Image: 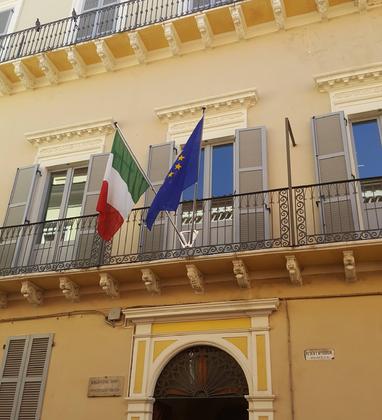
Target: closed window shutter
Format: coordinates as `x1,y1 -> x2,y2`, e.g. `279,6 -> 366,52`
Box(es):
81,153 -> 109,216
0,334 -> 53,420
312,112 -> 358,233
3,165 -> 40,227
16,335 -> 53,420
76,153 -> 109,262
144,142 -> 176,206
0,337 -> 28,419
141,142 -> 176,252
234,127 -> 269,242
0,9 -> 13,36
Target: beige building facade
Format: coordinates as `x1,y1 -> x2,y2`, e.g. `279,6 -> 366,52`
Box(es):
0,0 -> 381,419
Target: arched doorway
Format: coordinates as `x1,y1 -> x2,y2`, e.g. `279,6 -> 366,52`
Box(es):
153,345 -> 249,420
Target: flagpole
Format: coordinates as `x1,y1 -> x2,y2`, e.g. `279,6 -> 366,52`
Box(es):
113,122 -> 187,248
189,107 -> 206,246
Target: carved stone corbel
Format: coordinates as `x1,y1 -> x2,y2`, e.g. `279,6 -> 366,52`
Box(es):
0,71 -> 12,95
195,14 -> 213,49
186,264 -> 204,294
286,255 -> 303,286
13,61 -> 36,89
271,0 -> 286,30
128,32 -> 147,64
343,250 -> 357,282
94,39 -> 115,71
0,292 -> 7,308
99,273 -> 120,298
21,281 -> 43,305
38,53 -> 58,85
315,0 -> 329,19
229,5 -> 247,39
163,22 -> 181,56
59,277 -> 80,302
66,47 -> 86,78
232,259 -> 250,289
141,268 -> 160,294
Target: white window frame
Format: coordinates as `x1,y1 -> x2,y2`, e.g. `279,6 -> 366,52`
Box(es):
314,63 -> 382,179
0,0 -> 24,34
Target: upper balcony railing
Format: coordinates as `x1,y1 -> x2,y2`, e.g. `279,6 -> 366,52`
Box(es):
0,0 -> 235,63
0,177 -> 381,277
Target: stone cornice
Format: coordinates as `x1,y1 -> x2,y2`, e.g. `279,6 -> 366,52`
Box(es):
155,88 -> 259,122
314,62 -> 382,92
26,118 -> 115,145
123,298 -> 279,323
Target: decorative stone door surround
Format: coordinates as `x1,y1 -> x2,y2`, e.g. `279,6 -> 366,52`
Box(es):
123,298 -> 279,420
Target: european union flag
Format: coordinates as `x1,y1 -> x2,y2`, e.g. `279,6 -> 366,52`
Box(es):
146,116 -> 204,230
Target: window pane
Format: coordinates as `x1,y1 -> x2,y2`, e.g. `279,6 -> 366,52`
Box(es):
183,149 -> 204,201
212,144 -> 233,197
353,120 -> 382,178
44,171 -> 67,221
65,168 -> 88,218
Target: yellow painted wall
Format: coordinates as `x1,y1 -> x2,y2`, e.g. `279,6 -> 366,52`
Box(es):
0,313 -> 132,420
14,0 -> 73,30
270,296 -> 382,420
0,9 -> 381,223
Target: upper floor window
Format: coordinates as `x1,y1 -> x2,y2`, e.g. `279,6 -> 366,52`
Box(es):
0,8 -> 13,36
43,167 -> 88,221
352,118 -> 382,179
77,0 -> 119,41
183,142 -> 234,201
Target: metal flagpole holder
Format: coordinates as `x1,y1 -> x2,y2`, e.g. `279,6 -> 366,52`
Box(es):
180,107 -> 206,248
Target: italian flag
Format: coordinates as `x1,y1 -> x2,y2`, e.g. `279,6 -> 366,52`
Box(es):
96,131 -> 149,241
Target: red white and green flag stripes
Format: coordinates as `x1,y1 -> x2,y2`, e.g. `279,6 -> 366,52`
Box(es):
96,131 -> 149,241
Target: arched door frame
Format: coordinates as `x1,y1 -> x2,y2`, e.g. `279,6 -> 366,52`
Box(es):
124,299 -> 279,420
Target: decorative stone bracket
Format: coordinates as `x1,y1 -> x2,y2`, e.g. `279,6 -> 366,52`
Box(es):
99,273 -> 120,298
343,250 -> 357,282
141,269 -> 160,294
232,259 -> 250,288
21,280 -> 43,305
59,276 -> 80,302
286,255 -> 303,286
186,264 -> 204,294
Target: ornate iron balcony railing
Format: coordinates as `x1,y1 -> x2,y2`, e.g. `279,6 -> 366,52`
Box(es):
0,0 -> 236,63
0,177 -> 381,276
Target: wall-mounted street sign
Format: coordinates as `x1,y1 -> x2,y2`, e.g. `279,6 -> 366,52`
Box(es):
304,349 -> 335,360
88,376 -> 124,397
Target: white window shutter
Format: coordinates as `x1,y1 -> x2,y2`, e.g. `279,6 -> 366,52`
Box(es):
312,112 -> 358,233
81,153 -> 110,216
234,127 -> 269,242
15,335 -> 53,420
3,165 -> 40,227
141,142 -> 176,253
0,337 -> 28,419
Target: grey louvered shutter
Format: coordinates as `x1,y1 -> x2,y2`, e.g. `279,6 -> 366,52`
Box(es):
1,166 -> 40,271
76,153 -> 109,262
3,165 -> 40,227
82,153 -> 109,216
0,334 -> 53,420
0,337 -> 28,419
234,127 -> 269,243
141,142 -> 176,252
312,112 -> 358,234
15,335 -> 53,420
0,9 -> 13,35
